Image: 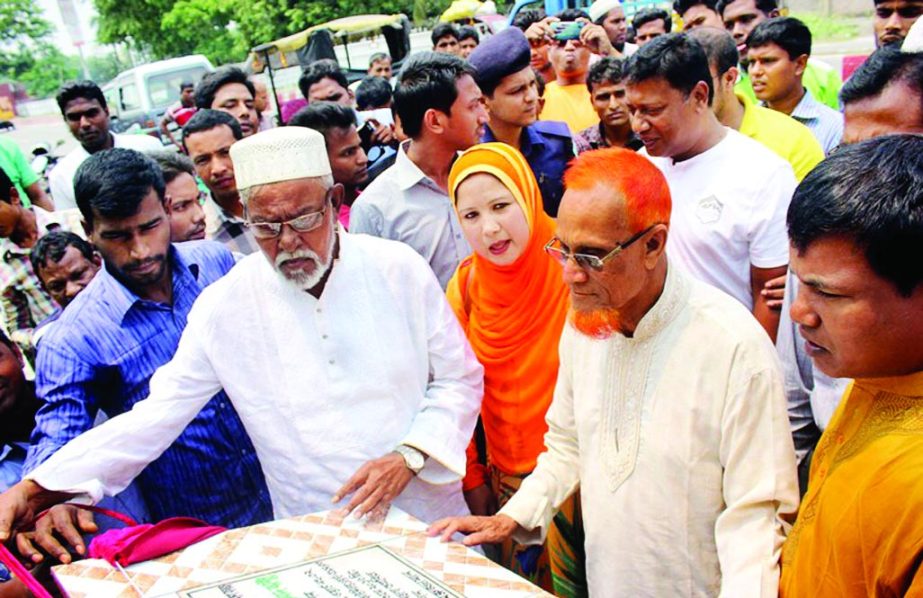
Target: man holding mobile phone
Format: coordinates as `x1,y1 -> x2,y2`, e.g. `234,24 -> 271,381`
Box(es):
524,9 -> 625,132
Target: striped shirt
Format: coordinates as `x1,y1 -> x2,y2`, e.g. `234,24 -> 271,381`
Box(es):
25,241 -> 273,527
788,89 -> 844,156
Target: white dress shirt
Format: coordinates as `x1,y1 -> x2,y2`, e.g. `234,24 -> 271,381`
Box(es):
349,141 -> 471,289
29,232 -> 484,523
49,133 -> 164,211
500,264 -> 800,596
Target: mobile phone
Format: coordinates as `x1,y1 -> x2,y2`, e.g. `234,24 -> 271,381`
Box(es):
551,21 -> 584,41
358,120 -> 376,150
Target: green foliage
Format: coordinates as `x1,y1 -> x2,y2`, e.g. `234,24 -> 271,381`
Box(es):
791,12 -> 861,42
0,0 -> 53,45
0,44 -> 81,97
92,0 -> 455,66
160,0 -> 249,64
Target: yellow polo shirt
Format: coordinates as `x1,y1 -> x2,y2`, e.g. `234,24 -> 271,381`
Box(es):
737,93 -> 824,182
540,81 -> 599,134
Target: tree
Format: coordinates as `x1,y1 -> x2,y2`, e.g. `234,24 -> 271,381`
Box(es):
0,0 -> 52,45
0,45 -> 81,97
94,0 -> 177,56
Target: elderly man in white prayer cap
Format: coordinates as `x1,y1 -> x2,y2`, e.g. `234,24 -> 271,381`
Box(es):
0,127 -> 484,540
588,0 -> 638,56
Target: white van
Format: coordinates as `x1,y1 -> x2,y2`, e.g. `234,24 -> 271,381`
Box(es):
102,55 -> 214,137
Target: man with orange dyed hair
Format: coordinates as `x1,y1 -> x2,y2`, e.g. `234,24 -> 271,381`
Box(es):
430,147 -> 799,596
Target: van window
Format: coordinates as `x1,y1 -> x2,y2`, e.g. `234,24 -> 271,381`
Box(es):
146,66 -> 209,110
120,83 -> 141,111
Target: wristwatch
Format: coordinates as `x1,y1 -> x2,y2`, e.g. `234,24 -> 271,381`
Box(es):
394,445 -> 426,475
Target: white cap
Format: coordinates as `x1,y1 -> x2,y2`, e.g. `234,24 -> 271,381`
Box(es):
903,18 -> 923,52
588,0 -> 622,23
230,126 -> 331,191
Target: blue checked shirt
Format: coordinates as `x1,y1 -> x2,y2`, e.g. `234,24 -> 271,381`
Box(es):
25,241 -> 273,527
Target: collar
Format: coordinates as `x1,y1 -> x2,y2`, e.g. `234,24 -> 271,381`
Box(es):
791,89 -> 822,120
394,140 -> 436,191
629,261 -> 690,342
855,371 -> 923,398
97,245 -> 200,323
519,125 -> 546,157
595,122 -> 643,150
737,91 -> 758,130
482,125 -> 546,158
216,202 -> 246,225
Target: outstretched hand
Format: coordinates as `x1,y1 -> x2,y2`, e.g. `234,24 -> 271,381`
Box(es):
427,514 -> 520,547
332,453 -> 414,521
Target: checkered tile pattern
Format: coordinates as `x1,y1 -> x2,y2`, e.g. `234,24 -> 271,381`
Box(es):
52,508 -> 549,597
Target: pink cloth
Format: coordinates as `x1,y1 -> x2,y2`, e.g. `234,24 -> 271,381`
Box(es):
88,517 -> 226,567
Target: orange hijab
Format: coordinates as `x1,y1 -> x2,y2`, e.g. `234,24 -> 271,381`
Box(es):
446,143 -> 570,476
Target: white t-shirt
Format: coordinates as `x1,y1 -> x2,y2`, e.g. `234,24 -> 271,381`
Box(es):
644,128 -> 796,309
49,132 -> 164,211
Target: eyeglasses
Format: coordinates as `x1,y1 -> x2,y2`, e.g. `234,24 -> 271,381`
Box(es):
245,203 -> 328,239
544,224 -> 658,271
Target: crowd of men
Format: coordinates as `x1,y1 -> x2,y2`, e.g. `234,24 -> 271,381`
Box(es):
0,0 -> 922,595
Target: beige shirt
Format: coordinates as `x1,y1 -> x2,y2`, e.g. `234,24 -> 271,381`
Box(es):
500,264 -> 799,596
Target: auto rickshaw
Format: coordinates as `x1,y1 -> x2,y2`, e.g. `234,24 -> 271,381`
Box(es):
248,14 -> 412,123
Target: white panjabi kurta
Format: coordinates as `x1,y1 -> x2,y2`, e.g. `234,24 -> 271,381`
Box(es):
500,263 -> 799,597
28,232 -> 484,523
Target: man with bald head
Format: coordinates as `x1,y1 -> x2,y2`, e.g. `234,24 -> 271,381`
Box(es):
0,127 -> 484,556
430,147 -> 798,596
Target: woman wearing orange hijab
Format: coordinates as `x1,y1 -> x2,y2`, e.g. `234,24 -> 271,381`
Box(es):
446,143 -> 582,595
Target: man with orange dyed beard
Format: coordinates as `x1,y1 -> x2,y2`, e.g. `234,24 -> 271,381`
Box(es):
430,147 -> 799,596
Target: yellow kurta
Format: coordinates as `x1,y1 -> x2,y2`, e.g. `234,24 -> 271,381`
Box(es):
781,371 -> 923,597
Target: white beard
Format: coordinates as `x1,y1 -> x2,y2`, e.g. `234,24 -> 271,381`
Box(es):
273,221 -> 337,292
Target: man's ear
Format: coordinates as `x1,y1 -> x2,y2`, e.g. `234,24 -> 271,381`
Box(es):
90,251 -> 103,268
725,66 -> 739,87
794,54 -> 808,77
163,195 -> 173,215
768,8 -> 780,17
422,108 -> 446,135
81,217 -> 92,239
330,183 -> 345,211
644,223 -> 669,269
692,80 -> 711,109
8,187 -> 21,208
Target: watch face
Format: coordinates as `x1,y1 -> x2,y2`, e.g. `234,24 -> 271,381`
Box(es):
400,447 -> 424,471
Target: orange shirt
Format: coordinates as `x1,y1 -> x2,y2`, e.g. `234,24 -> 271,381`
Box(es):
780,372 -> 923,597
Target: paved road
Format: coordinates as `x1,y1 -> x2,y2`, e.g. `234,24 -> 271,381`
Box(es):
2,114 -> 76,163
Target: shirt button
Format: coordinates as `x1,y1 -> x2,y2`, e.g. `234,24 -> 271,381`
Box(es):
328,359 -> 335,365
322,334 -> 328,340
240,449 -> 247,456
316,307 -> 322,313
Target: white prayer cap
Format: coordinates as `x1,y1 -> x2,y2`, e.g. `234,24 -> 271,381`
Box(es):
229,126 -> 331,192
588,0 -> 622,23
903,18 -> 923,53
